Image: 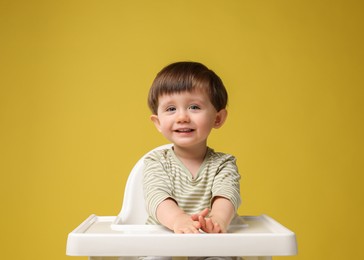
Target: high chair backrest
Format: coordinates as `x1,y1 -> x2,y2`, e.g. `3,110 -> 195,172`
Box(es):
115,144 -> 173,224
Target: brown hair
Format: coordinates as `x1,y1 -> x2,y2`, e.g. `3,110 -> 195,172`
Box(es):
148,61 -> 228,114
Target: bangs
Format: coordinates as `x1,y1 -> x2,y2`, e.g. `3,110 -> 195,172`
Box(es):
148,62 -> 227,115
155,70 -> 211,95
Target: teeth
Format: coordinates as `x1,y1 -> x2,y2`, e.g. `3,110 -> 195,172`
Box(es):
176,129 -> 193,132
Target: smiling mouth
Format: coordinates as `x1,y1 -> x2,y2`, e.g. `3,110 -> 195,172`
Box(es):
175,128 -> 194,133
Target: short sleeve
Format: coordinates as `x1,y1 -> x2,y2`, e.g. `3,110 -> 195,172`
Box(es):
211,154 -> 241,211
143,151 -> 174,223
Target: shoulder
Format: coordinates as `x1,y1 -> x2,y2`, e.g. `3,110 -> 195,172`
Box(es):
207,147 -> 237,164
144,148 -> 174,164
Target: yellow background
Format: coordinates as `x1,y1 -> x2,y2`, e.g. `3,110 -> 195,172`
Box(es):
1,0 -> 363,259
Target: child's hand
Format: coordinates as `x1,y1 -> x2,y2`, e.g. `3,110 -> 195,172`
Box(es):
173,213 -> 201,234
190,208 -> 209,221
198,215 -> 226,233
191,208 -> 227,233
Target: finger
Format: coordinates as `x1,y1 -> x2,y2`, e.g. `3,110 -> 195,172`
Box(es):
199,215 -> 206,230
192,227 -> 200,234
193,220 -> 201,230
213,222 -> 222,233
206,218 -> 214,232
184,227 -> 199,234
191,214 -> 199,221
200,208 -> 210,217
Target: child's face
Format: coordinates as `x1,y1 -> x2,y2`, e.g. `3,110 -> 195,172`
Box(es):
150,89 -> 227,149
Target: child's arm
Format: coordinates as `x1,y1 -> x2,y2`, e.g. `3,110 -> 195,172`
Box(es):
156,198 -> 202,233
193,196 -> 235,233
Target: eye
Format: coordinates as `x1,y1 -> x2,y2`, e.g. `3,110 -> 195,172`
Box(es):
189,105 -> 201,110
166,106 -> 176,112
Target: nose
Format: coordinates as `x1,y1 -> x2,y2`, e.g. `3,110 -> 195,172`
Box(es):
176,110 -> 190,123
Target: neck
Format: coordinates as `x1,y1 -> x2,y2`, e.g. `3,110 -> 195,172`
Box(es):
173,143 -> 208,178
173,143 -> 208,162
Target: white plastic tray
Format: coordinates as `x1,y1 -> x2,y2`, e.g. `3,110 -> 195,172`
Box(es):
66,214 -> 297,257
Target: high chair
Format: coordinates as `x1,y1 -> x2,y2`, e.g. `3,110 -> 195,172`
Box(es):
66,144 -> 297,260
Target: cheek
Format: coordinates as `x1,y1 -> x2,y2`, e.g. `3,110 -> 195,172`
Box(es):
198,117 -> 216,131
158,118 -> 172,130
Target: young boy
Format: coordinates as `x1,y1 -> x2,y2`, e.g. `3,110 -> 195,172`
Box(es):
143,61 -> 241,234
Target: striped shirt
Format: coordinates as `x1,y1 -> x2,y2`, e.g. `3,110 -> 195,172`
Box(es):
143,147 -> 241,225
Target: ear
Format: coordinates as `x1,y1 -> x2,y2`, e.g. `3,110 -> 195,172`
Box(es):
150,114 -> 162,132
213,109 -> 228,129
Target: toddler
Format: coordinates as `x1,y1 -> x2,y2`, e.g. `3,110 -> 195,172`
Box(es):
143,61 -> 241,235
